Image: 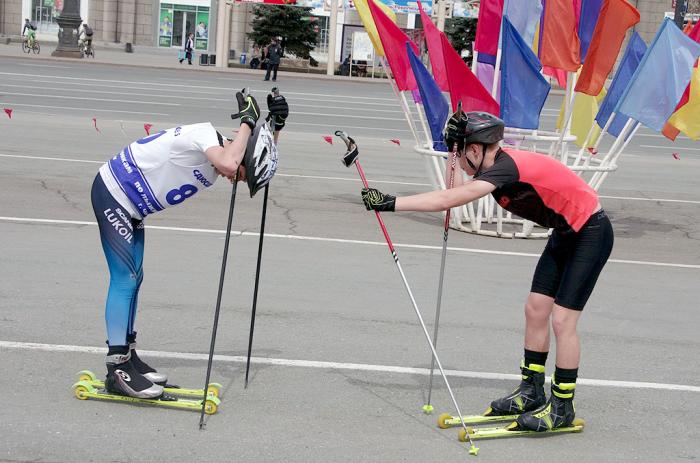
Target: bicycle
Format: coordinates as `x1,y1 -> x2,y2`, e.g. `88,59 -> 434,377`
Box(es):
81,40 -> 95,58
22,34 -> 40,54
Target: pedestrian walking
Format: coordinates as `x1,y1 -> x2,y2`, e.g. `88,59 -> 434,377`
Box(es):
263,37 -> 282,81
360,110 -> 614,432
180,33 -> 194,65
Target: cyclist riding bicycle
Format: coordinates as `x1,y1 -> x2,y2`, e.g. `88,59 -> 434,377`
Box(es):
79,23 -> 94,55
22,18 -> 37,46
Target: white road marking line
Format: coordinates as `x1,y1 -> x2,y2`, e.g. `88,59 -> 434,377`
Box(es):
0,103 -> 169,116
1,340 -> 698,393
2,216 -> 699,269
640,145 -> 700,151
1,91 -> 180,106
4,153 -> 700,203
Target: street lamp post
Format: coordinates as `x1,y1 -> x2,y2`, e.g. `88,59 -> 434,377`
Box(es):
51,0 -> 82,58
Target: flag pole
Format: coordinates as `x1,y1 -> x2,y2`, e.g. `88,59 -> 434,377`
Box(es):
582,113 -> 617,168
589,117 -> 634,187
381,57 -> 421,144
594,122 -> 640,190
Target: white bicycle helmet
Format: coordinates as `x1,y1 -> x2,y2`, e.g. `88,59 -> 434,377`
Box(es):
243,123 -> 278,197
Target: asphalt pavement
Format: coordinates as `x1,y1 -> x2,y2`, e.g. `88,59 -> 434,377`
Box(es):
1,48 -> 699,463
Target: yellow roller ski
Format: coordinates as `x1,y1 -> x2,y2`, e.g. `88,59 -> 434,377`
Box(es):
72,380 -> 220,414
457,418 -> 585,441
76,370 -> 222,399
437,412 -> 520,429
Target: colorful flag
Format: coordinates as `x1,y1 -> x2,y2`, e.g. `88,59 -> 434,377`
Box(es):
616,18 -> 700,132
476,52 -> 497,92
353,0 -> 397,57
418,1 -> 448,91
575,0 -> 640,96
503,0 -> 542,47
474,0 -> 504,56
667,63 -> 700,140
500,16 -> 550,129
442,33 -> 500,114
595,31 -> 647,137
578,0 -> 604,61
407,43 -> 449,151
368,0 -> 419,91
540,0 -> 580,71
557,87 -> 607,147
663,21 -> 700,140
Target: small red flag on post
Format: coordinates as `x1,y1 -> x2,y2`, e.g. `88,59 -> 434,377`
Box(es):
322,135 -> 333,145
390,139 -> 400,146
3,108 -> 12,119
672,152 -> 680,160
144,123 -> 153,135
92,118 -> 100,133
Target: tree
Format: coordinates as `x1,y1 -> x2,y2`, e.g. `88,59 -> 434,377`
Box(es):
247,5 -> 318,59
444,17 -> 477,56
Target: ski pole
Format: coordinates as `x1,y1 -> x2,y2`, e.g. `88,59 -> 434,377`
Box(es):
245,87 -> 283,386
423,146 -> 457,415
244,183 -> 270,388
335,131 -> 479,456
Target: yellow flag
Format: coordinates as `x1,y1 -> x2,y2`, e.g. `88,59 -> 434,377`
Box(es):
557,87 -> 607,148
667,65 -> 700,140
354,0 -> 397,57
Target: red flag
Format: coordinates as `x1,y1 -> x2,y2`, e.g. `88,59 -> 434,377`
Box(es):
663,22 -> 700,140
3,108 -> 12,119
474,0 -> 504,56
575,0 -> 640,95
540,0 -> 580,71
543,66 -> 568,88
683,21 -> 694,35
322,135 -> 333,144
418,1 -> 448,91
672,152 -> 681,160
144,123 -> 153,135
390,139 -> 400,146
367,0 -> 419,91
92,117 -> 100,133
441,33 -> 499,114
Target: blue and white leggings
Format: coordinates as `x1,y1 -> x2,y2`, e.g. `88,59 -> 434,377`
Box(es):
91,174 -> 144,346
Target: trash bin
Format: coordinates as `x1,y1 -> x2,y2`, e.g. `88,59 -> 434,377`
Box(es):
240,53 -> 247,65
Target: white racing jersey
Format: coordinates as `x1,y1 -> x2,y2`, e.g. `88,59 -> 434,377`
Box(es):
99,123 -> 221,218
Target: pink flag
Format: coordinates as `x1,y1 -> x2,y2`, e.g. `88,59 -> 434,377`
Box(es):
441,33 -> 500,114
543,65 -> 568,88
92,118 -> 100,133
418,1 -> 448,91
3,108 -> 12,119
322,135 -> 333,145
390,139 -> 401,146
144,123 -> 153,135
368,0 -> 419,91
474,0 -> 504,56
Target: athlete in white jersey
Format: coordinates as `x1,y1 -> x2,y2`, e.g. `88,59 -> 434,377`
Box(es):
90,90 -> 288,399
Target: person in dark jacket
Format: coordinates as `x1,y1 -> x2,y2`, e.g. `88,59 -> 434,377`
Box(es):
180,33 -> 194,65
264,38 -> 282,81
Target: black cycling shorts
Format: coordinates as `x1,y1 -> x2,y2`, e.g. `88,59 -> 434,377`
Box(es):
531,210 -> 614,311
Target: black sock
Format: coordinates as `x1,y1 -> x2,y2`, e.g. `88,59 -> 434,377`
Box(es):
554,366 -> 578,384
523,349 -> 548,369
107,345 -> 129,356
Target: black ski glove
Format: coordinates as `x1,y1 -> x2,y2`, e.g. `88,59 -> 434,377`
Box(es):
444,110 -> 468,152
362,188 -> 396,212
267,91 -> 289,131
231,90 -> 260,130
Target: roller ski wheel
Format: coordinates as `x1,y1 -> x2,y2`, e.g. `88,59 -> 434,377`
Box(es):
437,411 -> 521,429
72,380 -> 221,414
76,371 -> 221,399
457,418 -> 585,441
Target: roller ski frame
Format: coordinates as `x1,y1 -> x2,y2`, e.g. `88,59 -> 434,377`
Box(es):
73,380 -> 221,414
437,412 -> 520,428
457,418 -> 585,441
76,370 -> 222,399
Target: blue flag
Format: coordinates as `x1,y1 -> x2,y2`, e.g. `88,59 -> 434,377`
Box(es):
616,18 -> 700,132
499,16 -> 550,130
407,43 -> 449,151
578,0 -> 604,62
596,31 -> 647,137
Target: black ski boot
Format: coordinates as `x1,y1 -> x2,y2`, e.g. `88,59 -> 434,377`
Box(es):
105,351 -> 164,399
127,332 -> 168,385
515,375 -> 576,431
485,362 -> 546,416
